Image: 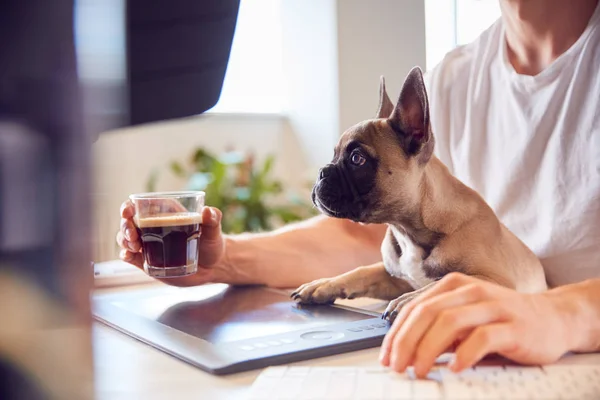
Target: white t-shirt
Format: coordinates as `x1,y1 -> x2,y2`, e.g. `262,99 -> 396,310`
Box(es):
425,4 -> 600,288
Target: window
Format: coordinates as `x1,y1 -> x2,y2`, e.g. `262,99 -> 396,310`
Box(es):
425,0 -> 501,70
208,0 -> 284,114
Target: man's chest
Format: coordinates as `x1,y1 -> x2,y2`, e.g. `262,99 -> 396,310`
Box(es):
443,79 -> 600,261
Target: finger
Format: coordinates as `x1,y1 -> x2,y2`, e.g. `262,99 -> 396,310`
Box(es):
116,231 -> 140,253
413,301 -> 507,378
196,207 -> 224,267
120,200 -> 135,219
119,248 -> 144,269
379,274 -> 474,366
200,207 -> 222,242
120,218 -> 139,244
381,274 -> 473,365
451,323 -> 517,372
387,284 -> 489,373
117,225 -> 142,253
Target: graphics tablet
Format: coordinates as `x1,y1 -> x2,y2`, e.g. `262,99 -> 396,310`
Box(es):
92,284 -> 390,375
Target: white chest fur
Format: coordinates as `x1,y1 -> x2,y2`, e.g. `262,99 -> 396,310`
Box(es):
384,226 -> 435,288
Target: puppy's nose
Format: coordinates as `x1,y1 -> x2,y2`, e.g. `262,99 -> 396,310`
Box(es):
319,166 -> 332,179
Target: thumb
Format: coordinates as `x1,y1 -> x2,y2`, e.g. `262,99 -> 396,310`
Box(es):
201,206 -> 223,242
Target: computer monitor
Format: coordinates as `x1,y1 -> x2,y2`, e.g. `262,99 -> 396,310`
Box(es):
77,0 -> 240,136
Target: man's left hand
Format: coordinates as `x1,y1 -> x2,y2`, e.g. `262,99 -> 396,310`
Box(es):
379,272 -> 576,378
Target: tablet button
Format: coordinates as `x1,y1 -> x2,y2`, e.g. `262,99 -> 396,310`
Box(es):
300,331 -> 345,341
359,326 -> 374,330
239,345 -> 254,351
347,328 -> 362,332
280,338 -> 294,344
267,340 -> 281,346
254,342 -> 268,348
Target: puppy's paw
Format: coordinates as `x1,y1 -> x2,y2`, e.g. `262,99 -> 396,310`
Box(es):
290,278 -> 351,305
382,291 -> 418,322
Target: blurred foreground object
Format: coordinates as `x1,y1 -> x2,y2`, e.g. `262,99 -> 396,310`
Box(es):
0,0 -> 94,397
0,0 -> 239,398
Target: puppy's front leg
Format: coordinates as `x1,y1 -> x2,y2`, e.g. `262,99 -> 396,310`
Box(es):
382,281 -> 438,322
291,262 -> 414,305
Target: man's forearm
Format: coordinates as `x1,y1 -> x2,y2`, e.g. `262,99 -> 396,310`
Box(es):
547,278 -> 600,353
223,215 -> 387,288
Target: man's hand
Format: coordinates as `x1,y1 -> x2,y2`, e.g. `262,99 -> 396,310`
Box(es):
116,199 -> 231,286
379,272 -> 578,378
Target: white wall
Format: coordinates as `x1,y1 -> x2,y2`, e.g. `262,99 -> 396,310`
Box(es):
280,0 -> 340,168
337,0 -> 427,131
92,0 -> 427,262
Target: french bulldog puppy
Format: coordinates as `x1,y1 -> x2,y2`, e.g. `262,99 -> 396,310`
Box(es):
291,67 -> 547,321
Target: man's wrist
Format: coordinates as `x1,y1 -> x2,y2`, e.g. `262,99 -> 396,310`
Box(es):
220,235 -> 266,286
545,279 -> 600,353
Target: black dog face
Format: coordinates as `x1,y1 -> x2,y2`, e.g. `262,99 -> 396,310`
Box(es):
311,67 -> 435,225
311,123 -> 380,222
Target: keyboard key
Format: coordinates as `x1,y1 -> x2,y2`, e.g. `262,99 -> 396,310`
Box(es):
305,368 -> 331,400
356,369 -> 385,399
384,374 -> 412,400
442,382 -> 476,400
287,366 -> 310,376
326,370 -> 358,400
412,380 -> 441,399
262,367 -> 287,377
276,376 -> 304,400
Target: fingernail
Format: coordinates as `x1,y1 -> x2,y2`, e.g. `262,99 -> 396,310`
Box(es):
210,208 -> 218,223
125,228 -> 133,241
448,359 -> 460,372
379,354 -> 388,366
414,362 -> 425,378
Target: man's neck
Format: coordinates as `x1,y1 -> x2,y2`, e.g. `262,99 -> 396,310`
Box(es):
500,0 -> 599,75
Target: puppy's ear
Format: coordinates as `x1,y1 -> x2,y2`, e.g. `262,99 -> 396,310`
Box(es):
376,76 -> 394,119
388,67 -> 432,158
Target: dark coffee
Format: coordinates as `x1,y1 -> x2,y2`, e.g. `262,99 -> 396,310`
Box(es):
135,213 -> 202,270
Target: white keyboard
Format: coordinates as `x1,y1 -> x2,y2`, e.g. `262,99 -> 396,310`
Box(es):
247,365 -> 600,400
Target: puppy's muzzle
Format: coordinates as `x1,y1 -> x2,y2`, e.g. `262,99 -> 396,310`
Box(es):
312,163 -> 363,220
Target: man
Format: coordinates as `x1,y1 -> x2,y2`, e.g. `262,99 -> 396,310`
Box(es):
117,0 -> 600,377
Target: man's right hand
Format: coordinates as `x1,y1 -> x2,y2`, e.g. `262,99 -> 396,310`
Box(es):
115,199 -> 230,286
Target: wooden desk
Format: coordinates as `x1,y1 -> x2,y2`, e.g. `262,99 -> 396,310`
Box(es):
92,283 -> 600,400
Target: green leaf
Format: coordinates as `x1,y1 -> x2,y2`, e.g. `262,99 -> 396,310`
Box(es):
261,154 -> 275,177
170,161 -> 187,178
192,148 -> 218,171
146,169 -> 159,192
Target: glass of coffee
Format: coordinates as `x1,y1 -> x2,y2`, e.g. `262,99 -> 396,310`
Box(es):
129,191 -> 205,278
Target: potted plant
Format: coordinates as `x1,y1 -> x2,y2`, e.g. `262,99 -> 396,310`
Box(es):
146,147 -> 317,233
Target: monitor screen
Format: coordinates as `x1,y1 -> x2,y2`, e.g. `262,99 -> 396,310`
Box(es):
110,284 -> 372,344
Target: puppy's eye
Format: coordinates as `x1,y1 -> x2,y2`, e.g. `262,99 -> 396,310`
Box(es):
350,152 -> 366,166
